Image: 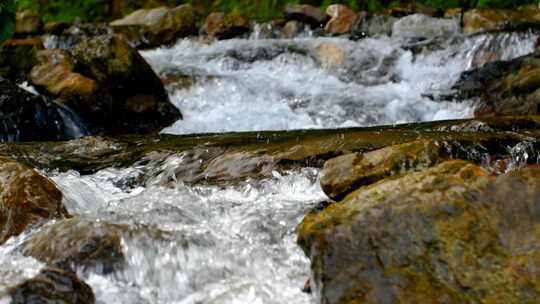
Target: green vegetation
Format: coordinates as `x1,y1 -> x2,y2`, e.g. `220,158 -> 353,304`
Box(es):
0,0 -> 16,43
3,0 -> 540,25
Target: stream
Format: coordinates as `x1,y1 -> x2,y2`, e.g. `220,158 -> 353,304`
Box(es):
1,15 -> 538,304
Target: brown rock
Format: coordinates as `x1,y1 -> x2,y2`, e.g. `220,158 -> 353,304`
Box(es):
0,158 -> 68,244
453,51 -> 540,116
202,12 -> 250,40
299,161 -> 540,303
281,20 -> 304,39
29,49 -> 107,123
320,140 -> 446,200
9,267 -> 95,304
284,4 -> 326,28
110,4 -> 198,47
14,10 -> 43,37
324,4 -> 358,35
22,217 -> 124,274
313,42 -> 347,69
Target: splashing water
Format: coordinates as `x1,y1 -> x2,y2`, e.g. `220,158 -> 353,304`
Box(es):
42,167 -> 325,304
142,21 -> 537,134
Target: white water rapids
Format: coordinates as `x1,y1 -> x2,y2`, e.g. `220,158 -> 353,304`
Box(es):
1,14 -> 539,304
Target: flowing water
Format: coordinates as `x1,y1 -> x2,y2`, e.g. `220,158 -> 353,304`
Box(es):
1,15 -> 539,304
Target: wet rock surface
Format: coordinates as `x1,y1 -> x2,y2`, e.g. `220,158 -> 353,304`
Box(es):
0,77 -> 84,142
0,157 -> 68,244
22,217 -> 124,274
299,160 -> 540,304
29,33 -> 181,135
320,140 -> 447,201
9,267 -> 95,304
454,51 -> 540,116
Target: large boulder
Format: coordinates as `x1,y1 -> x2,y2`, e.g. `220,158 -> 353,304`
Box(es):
29,49 -> 106,125
324,4 -> 358,35
299,161 -> 540,303
453,51 -> 540,116
110,4 -> 198,48
284,4 -> 326,28
9,267 -> 95,304
201,12 -> 250,40
30,34 -> 181,135
22,217 -> 124,274
320,140 -> 447,200
0,77 -> 85,141
0,157 -> 68,244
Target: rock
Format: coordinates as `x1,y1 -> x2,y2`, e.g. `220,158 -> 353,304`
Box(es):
284,4 -> 326,28
281,20 -> 305,39
298,161 -> 540,303
463,6 -> 540,34
313,42 -> 347,69
71,34 -> 181,133
392,13 -> 459,41
463,9 -> 513,34
110,4 -> 198,48
22,217 -> 124,274
30,49 -> 103,113
324,4 -> 358,35
201,12 -> 250,40
0,157 -> 68,244
350,14 -> 396,39
9,267 -> 95,304
0,37 -> 44,80
29,33 -> 181,135
320,140 -> 447,200
0,77 -> 85,141
453,51 -> 540,116
14,10 -> 43,37
43,21 -> 71,35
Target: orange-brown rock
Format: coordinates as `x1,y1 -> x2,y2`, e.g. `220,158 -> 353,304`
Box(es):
324,4 -> 358,35
0,158 -> 68,244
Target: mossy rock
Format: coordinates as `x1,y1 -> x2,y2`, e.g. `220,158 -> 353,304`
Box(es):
298,161 -> 540,303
